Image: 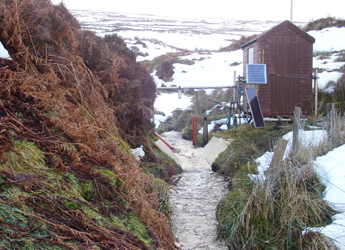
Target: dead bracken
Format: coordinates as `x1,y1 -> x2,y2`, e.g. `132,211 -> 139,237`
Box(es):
0,0 -> 176,249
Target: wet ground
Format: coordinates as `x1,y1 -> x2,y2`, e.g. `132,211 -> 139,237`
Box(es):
161,131 -> 228,250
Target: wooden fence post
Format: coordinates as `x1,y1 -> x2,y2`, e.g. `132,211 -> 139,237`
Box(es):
203,117 -> 208,146
292,107 -> 301,158
267,138 -> 288,178
326,103 -> 335,138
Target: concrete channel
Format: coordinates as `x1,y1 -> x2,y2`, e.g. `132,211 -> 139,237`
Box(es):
155,131 -> 231,249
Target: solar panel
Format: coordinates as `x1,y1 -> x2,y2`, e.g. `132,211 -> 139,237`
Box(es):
246,64 -> 267,84
245,88 -> 265,128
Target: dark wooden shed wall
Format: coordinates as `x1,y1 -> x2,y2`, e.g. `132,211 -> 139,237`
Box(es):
242,21 -> 314,117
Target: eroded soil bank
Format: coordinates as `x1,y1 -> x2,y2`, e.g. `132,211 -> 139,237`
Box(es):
161,131 -> 228,250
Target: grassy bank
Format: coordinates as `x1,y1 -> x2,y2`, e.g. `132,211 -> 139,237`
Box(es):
212,123 -> 290,177
214,120 -> 344,249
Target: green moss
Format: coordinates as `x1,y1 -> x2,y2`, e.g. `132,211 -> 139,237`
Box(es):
80,205 -> 152,248
80,205 -> 112,228
95,168 -> 123,188
0,136 -> 156,249
66,173 -> 78,185
0,203 -> 63,249
79,180 -> 94,201
109,214 -> 127,231
63,199 -> 80,210
128,214 -> 152,247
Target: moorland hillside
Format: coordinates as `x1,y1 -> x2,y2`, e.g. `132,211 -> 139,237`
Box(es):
0,0 -> 176,249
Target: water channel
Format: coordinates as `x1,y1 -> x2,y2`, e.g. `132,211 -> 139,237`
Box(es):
160,131 -> 228,250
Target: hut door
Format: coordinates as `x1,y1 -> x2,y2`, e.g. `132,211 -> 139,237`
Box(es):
272,36 -> 300,116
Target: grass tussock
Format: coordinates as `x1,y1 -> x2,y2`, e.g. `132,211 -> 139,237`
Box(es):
316,72 -> 345,115
217,160 -> 337,249
212,124 -> 290,177
303,17 -> 345,32
219,34 -> 257,52
215,114 -> 345,249
294,112 -> 345,164
141,51 -> 193,82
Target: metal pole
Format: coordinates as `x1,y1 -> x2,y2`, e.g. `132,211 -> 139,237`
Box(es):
314,69 -> 318,116
326,103 -> 335,139
290,0 -> 293,22
233,71 -> 236,88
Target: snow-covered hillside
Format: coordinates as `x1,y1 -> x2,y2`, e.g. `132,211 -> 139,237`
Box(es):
0,12 -> 344,122
3,11 -> 343,127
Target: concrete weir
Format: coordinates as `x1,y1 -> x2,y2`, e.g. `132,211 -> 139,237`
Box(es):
202,136 -> 233,165
153,136 -> 181,166
155,131 -> 231,249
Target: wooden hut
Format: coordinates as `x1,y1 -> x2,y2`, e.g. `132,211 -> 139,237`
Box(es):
242,20 -> 315,117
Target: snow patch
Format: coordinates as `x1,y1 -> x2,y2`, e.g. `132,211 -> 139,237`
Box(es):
130,145 -> 145,161
0,42 -> 11,60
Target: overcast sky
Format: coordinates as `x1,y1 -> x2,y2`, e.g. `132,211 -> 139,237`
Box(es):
52,0 -> 345,22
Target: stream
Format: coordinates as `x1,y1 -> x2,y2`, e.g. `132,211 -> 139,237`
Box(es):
161,131 -> 228,250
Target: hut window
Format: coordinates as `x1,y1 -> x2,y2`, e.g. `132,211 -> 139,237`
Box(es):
248,47 -> 254,64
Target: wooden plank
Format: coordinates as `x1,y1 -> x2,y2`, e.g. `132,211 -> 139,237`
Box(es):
292,107 -> 301,158
203,117 -> 208,146
267,138 -> 288,179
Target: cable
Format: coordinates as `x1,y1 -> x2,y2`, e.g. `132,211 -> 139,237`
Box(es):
270,73 -> 314,80
237,86 -> 244,94
226,114 -> 237,129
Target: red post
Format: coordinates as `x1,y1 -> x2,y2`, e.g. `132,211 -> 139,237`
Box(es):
153,132 -> 178,153
193,117 -> 197,146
